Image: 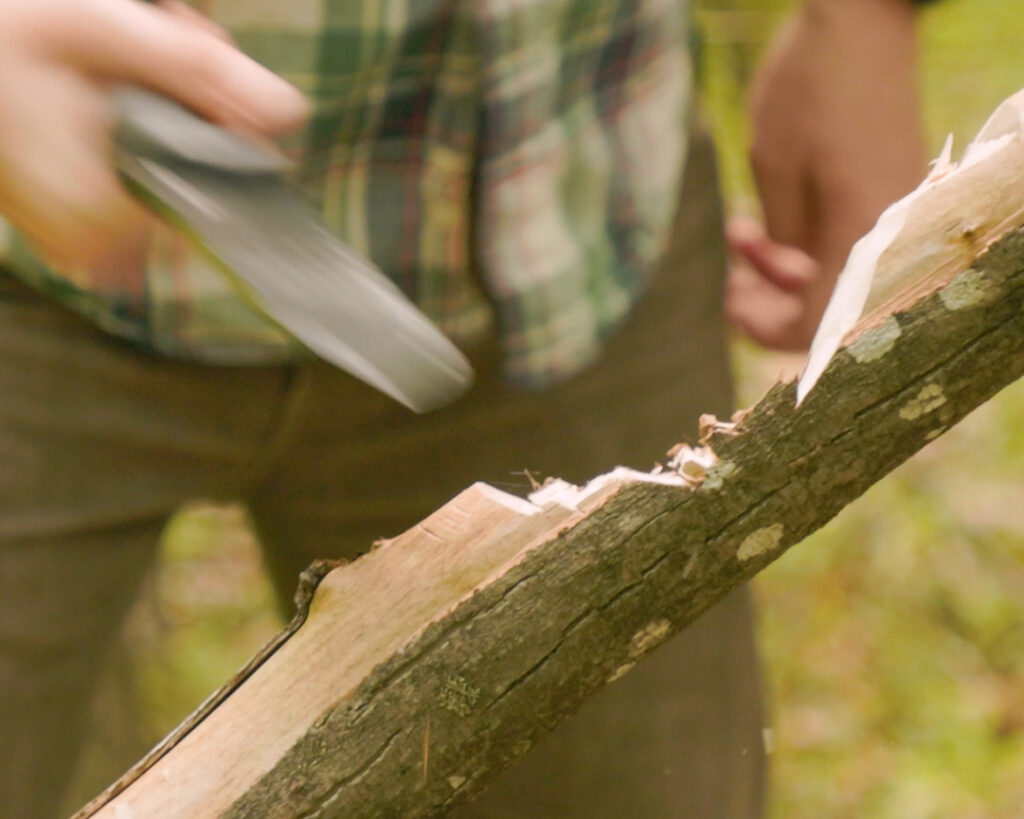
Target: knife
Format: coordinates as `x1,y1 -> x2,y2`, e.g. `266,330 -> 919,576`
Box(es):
112,86 -> 474,413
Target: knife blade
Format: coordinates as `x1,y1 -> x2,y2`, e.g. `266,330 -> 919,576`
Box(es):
112,87 -> 473,413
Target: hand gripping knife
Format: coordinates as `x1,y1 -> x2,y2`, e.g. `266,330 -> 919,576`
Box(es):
112,87 -> 474,413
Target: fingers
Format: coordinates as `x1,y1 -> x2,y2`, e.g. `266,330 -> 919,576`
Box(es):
0,34 -> 155,286
725,216 -> 823,351
34,0 -> 308,134
725,263 -> 814,351
727,216 -> 818,292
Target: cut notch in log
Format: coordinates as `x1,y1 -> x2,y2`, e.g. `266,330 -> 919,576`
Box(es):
77,223 -> 1024,818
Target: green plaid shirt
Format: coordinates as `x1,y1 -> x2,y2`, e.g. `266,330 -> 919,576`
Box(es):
2,0 -> 692,386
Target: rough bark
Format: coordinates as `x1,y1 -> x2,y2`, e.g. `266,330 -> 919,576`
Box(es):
78,226 -> 1024,818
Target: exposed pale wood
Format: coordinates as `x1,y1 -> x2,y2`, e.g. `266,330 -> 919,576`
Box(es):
78,225 -> 1024,818
81,484 -> 584,817
799,93 -> 1024,402
858,131 -> 1024,333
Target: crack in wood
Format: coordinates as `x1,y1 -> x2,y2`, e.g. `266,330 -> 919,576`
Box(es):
484,608 -> 598,709
292,728 -> 403,819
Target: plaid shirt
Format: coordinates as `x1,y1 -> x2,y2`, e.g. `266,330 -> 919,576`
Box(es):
2,0 -> 692,386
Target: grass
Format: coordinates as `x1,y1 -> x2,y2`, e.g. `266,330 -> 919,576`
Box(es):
72,2 -> 1024,814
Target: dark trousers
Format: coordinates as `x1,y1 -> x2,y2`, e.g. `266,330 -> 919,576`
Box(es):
0,129 -> 764,819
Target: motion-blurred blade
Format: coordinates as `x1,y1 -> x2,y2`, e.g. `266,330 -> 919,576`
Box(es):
114,91 -> 473,413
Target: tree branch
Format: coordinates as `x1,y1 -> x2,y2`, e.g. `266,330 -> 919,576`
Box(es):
78,226 -> 1024,818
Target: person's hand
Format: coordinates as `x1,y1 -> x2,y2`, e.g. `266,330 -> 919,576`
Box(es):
726,215 -> 822,350
726,0 -> 927,350
0,0 -> 308,291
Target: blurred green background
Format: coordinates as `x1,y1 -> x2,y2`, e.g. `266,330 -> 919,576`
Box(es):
71,2 -> 1024,816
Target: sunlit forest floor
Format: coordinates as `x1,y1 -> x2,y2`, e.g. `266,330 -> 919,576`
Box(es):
70,2 -> 1024,816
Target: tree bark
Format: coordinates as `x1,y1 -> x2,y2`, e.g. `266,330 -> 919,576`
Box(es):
77,226 -> 1024,818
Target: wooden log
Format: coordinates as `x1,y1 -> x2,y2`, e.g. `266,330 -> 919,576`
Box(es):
76,224 -> 1024,818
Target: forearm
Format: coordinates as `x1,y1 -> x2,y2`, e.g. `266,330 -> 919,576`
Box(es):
798,0 -> 924,270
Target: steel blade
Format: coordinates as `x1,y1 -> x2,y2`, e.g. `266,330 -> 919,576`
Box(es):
118,154 -> 473,412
